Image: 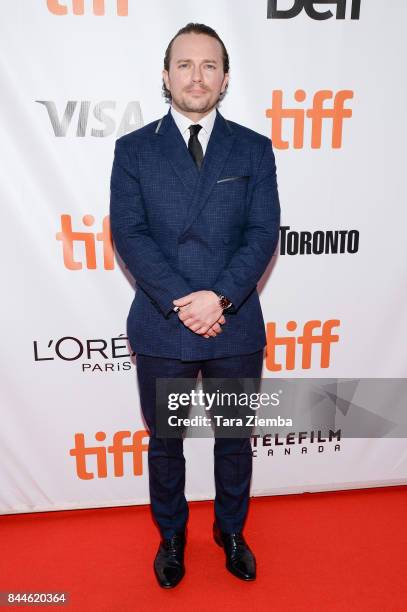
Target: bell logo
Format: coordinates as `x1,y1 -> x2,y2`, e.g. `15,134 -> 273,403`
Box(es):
266,90 -> 353,149
267,0 -> 361,20
266,319 -> 340,371
47,0 -> 128,15
56,214 -> 114,270
69,430 -> 149,479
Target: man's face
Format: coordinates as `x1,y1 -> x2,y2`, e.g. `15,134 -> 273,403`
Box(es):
162,32 -> 229,119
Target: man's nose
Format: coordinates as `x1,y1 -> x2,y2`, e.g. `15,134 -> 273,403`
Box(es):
191,66 -> 203,81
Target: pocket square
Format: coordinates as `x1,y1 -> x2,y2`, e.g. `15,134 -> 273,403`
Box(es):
216,175 -> 250,184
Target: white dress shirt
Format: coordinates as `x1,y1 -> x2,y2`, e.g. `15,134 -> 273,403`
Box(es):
170,105 -> 216,155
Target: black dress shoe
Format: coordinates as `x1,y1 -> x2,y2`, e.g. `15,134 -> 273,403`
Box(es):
213,521 -> 256,581
153,532 -> 186,588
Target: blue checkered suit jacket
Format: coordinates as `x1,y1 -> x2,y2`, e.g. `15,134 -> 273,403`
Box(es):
110,107 -> 280,360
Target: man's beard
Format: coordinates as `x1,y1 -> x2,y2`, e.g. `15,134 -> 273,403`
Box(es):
172,91 -> 220,113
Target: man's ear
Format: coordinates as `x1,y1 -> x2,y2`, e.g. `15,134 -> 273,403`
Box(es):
221,73 -> 229,94
162,69 -> 170,90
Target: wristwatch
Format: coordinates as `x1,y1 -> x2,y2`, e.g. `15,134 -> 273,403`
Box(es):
173,294 -> 233,314
217,294 -> 233,310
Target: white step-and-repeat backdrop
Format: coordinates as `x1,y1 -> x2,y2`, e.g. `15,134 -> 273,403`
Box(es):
2,1 -> 407,513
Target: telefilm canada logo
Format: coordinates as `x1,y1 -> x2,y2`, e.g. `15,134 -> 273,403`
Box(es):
279,226 -> 359,255
267,0 -> 361,20
35,101 -> 142,137
251,429 -> 342,457
33,334 -> 135,373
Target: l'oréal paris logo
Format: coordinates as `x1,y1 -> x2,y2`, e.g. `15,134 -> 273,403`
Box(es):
33,334 -> 135,373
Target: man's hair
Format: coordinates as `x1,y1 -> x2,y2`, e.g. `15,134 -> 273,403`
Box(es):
162,22 -> 230,104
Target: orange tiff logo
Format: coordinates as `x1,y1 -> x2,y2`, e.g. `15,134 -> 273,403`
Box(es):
56,214 -> 114,270
47,0 -> 128,15
69,430 -> 149,479
266,319 -> 340,371
266,90 -> 353,148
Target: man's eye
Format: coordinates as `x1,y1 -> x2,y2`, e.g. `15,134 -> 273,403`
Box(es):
206,65 -> 216,70
179,64 -> 188,68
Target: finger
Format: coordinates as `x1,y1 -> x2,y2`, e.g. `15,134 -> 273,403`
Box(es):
218,315 -> 226,324
204,328 -> 217,337
180,315 -> 195,325
195,325 -> 210,334
211,323 -> 222,333
179,307 -> 195,321
199,324 -> 219,336
189,323 -> 203,332
173,294 -> 193,307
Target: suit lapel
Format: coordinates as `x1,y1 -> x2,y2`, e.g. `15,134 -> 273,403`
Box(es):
180,109 -> 235,236
154,107 -> 235,236
155,108 -> 199,197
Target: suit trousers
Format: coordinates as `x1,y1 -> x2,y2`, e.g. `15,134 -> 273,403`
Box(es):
136,349 -> 264,539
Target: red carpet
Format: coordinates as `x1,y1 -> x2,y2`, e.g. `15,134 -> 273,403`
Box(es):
1,486 -> 407,611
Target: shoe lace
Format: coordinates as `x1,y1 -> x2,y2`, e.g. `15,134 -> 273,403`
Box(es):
228,532 -> 246,550
163,534 -> 184,556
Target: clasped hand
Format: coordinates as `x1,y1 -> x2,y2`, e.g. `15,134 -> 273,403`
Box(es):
173,290 -> 225,338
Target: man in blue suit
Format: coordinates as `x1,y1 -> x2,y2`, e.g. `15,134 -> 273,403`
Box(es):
110,22 -> 280,588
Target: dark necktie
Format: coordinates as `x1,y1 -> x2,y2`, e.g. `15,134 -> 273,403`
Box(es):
188,124 -> 204,169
